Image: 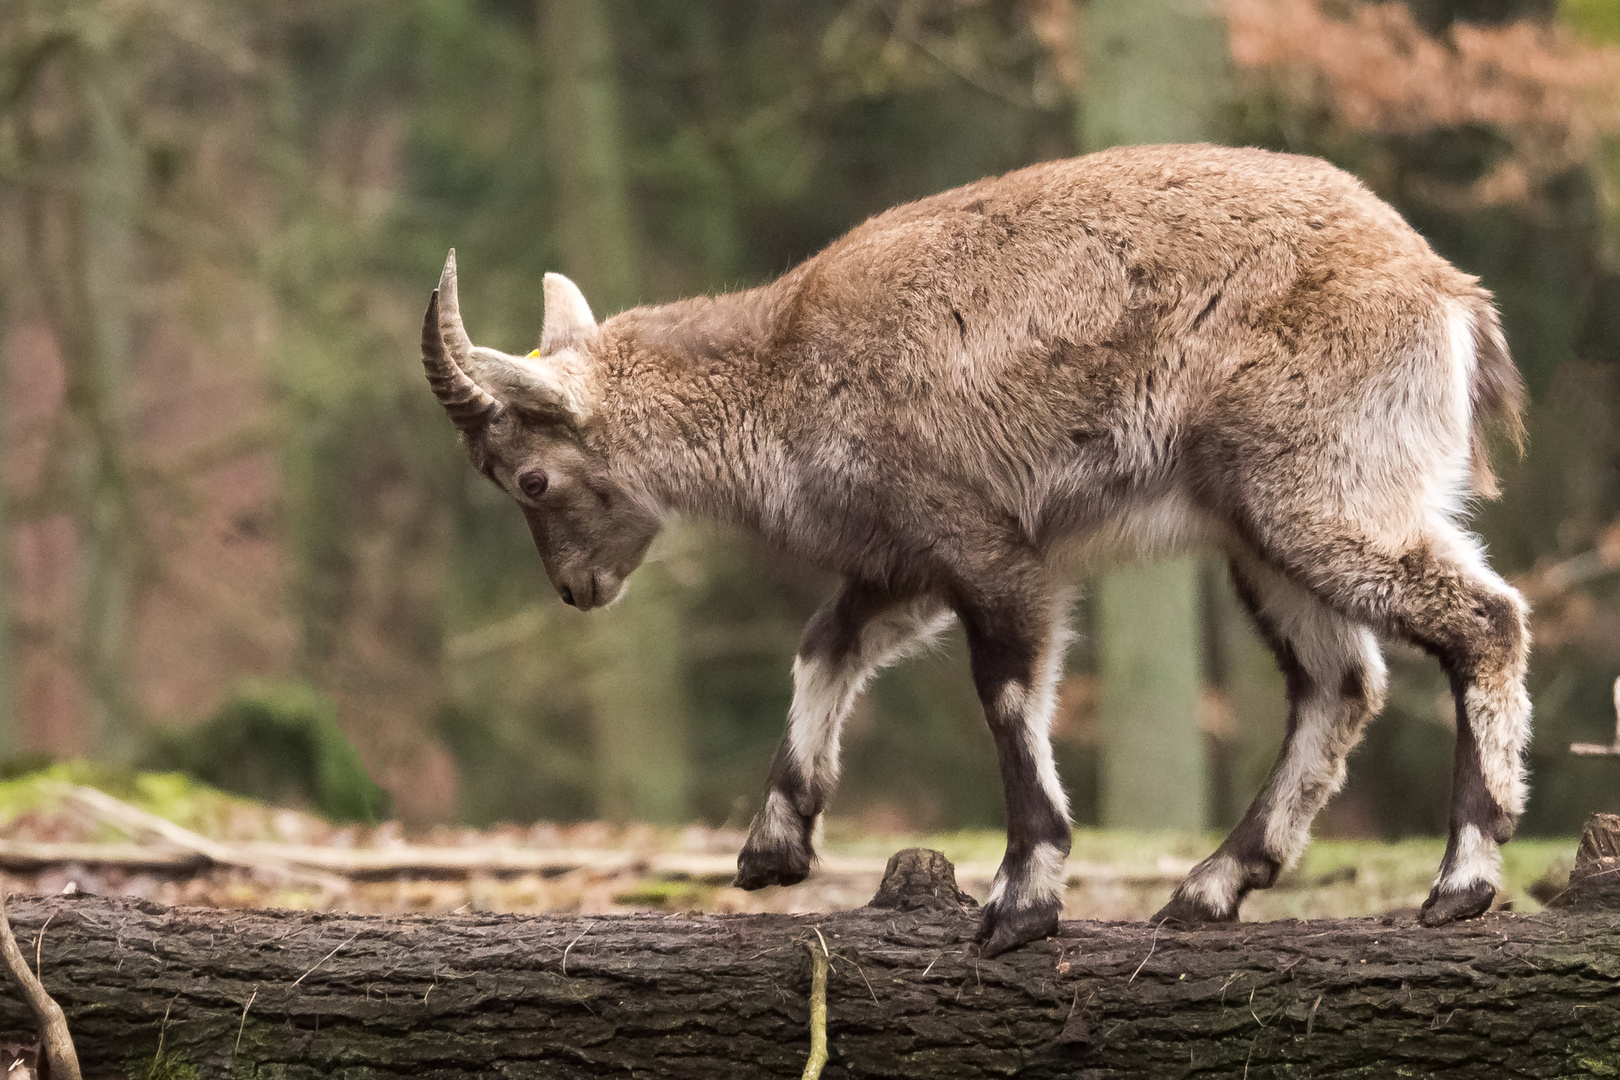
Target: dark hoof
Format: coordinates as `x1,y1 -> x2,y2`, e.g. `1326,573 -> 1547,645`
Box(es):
1420,881 -> 1495,926
1151,893 -> 1237,927
733,843 -> 812,891
974,897 -> 1061,957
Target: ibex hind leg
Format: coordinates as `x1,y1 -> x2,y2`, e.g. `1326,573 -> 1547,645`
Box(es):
1156,557 -> 1386,924
1250,519 -> 1528,927
1411,527 -> 1530,925
735,586 -> 952,891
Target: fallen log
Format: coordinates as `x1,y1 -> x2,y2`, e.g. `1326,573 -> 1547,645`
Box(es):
0,848 -> 1617,1078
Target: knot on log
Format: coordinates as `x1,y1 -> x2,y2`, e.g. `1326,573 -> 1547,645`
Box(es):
1556,813 -> 1620,910
865,848 -> 978,912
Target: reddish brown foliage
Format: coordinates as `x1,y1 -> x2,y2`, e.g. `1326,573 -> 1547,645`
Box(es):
1227,0 -> 1620,208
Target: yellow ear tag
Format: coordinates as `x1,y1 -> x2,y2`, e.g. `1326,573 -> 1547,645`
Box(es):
526,349 -> 542,359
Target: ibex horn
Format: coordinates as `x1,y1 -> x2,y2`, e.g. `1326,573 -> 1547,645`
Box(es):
422,249 -> 502,432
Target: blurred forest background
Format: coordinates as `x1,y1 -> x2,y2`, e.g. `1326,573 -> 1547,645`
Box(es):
2,0 -> 1619,843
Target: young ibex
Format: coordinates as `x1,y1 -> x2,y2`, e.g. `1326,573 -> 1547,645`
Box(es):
421,144 -> 1529,955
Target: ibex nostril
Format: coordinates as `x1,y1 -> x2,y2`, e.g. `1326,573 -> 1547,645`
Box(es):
559,585 -> 576,607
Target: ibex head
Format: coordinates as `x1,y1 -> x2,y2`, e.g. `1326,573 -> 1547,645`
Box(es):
421,250 -> 659,610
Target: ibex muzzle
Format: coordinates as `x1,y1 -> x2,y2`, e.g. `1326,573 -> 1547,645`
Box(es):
422,144 -> 1530,954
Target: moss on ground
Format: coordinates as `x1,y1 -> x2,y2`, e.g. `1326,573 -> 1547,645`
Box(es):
0,761 -> 259,840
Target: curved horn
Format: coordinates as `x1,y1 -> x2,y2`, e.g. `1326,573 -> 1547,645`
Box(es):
421,250 -> 501,433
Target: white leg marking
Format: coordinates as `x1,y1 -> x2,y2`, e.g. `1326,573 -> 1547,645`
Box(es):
1434,823 -> 1502,893
1429,523 -> 1532,818
752,790 -> 805,849
989,841 -> 1068,908
1239,562 -> 1387,870
1176,853 -> 1246,915
784,652 -> 859,791
1466,681 -> 1531,818
784,598 -> 954,799
988,592 -> 1076,910
1024,592 -> 1076,827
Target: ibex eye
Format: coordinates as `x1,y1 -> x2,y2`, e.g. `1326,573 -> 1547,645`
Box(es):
518,470 -> 549,499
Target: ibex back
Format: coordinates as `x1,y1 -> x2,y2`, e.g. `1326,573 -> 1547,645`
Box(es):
421,144 -> 1529,955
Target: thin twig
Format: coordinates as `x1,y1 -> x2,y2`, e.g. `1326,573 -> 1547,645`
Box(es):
154,997 -> 175,1063
0,893 -> 81,1080
836,950 -> 880,1006
1129,922 -> 1168,984
877,1 -> 1040,109
292,932 -> 360,987
561,926 -> 589,976
234,988 -> 257,1055
802,933 -> 830,1080
33,912 -> 53,979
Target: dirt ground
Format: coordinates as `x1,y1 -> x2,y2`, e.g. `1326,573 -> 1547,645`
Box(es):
0,769 -> 1576,921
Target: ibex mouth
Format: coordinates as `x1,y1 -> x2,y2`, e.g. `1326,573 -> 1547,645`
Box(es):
558,571 -> 614,611
560,570 -> 627,611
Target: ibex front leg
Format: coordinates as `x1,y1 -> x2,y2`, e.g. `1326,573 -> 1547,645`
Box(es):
959,586 -> 1074,956
735,584 -> 952,890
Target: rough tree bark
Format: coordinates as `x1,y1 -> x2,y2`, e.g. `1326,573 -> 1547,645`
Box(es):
0,849 -> 1617,1078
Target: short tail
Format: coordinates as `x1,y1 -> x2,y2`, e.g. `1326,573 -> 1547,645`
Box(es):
1465,297 -> 1525,499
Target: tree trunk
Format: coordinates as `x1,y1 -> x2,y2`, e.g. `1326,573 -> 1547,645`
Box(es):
4,875 -> 1618,1077
539,0 -> 694,826
72,30 -> 140,760
12,0 -> 142,758
1207,564 -> 1289,827
1095,560 -> 1208,830
0,276 -> 13,761
1078,0 -> 1235,832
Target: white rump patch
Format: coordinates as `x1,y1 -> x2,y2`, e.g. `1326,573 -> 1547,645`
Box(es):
1425,299 -> 1479,526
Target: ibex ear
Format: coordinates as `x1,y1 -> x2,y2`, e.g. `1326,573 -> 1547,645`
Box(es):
468,346 -> 599,423
539,272 -> 596,355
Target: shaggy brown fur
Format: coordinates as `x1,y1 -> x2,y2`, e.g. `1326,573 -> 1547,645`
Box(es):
421,144 -> 1530,954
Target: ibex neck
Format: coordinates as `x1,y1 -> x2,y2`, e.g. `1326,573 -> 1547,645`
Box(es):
596,284 -> 786,526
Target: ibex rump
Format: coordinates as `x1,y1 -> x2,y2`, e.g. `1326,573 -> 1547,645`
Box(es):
421,144 -> 1529,955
